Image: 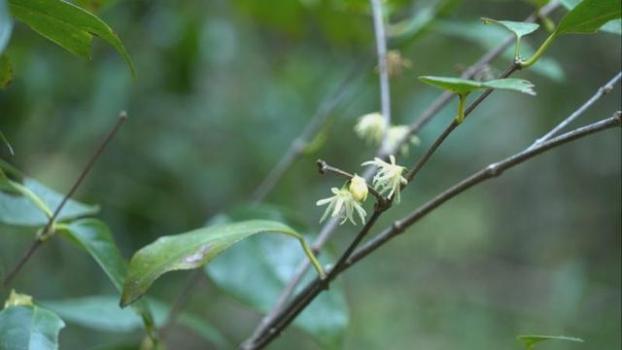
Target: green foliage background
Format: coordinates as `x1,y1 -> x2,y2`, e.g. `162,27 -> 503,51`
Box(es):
0,0 -> 620,349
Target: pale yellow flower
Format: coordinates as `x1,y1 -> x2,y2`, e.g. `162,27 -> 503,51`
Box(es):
354,112 -> 387,145
385,125 -> 421,156
348,175 -> 368,202
316,187 -> 367,225
362,155 -> 408,203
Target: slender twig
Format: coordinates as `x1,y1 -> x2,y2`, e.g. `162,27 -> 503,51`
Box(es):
241,5 -> 561,346
252,64 -> 366,203
406,63 -> 520,182
370,0 -> 391,132
527,71 -> 621,150
248,112 -> 621,349
316,159 -> 386,205
1,112 -> 128,288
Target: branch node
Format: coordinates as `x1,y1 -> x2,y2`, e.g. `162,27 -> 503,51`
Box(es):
392,220 -> 404,233
486,163 -> 501,177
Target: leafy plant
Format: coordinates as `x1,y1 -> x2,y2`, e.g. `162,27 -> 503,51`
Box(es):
0,0 -> 620,349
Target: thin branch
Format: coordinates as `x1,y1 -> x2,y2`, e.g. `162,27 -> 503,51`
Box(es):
527,71 -> 621,150
241,5 -> 561,346
2,112 -> 128,289
370,0 -> 391,131
248,111 -> 621,349
252,64 -> 366,203
316,159 -> 386,204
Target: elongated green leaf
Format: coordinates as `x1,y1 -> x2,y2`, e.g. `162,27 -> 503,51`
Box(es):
205,205 -> 349,349
0,177 -> 99,226
560,0 -> 622,34
419,76 -> 536,95
0,178 -> 99,226
517,334 -> 584,350
121,220 -> 321,307
481,18 -> 539,38
556,0 -> 621,34
41,295 -> 230,347
0,305 -> 65,350
0,0 -> 11,54
7,0 -> 135,74
61,218 -> 126,291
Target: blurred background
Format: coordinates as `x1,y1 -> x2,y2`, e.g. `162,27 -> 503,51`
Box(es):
0,0 -> 620,349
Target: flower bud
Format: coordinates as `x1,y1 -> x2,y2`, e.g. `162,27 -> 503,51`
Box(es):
348,175 -> 368,202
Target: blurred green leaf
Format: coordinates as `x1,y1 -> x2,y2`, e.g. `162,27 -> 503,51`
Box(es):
7,0 -> 135,75
481,18 -> 539,38
388,0 -> 462,43
560,0 -> 622,34
0,54 -> 11,89
41,295 -> 230,347
556,0 -> 621,35
517,334 -> 584,350
121,220 -> 322,307
206,205 -> 349,349
0,0 -> 11,54
0,177 -> 99,227
61,218 -> 127,291
0,305 -> 65,350
419,76 -> 536,96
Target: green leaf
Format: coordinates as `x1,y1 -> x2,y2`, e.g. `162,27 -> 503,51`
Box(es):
556,0 -> 621,35
481,18 -> 539,59
419,76 -> 536,96
0,0 -> 12,54
121,220 -> 323,307
7,0 -> 135,75
41,295 -> 230,348
56,219 -> 158,339
481,18 -> 539,38
0,177 -> 99,227
561,0 -> 622,34
205,205 -> 349,349
61,218 -> 127,291
517,334 -> 584,350
0,305 -> 65,350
